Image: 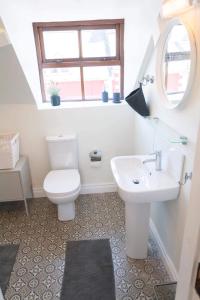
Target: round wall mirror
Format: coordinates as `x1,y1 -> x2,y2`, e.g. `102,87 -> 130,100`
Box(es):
157,19 -> 196,109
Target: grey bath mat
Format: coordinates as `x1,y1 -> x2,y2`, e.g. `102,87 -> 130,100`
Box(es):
0,244 -> 19,295
61,239 -> 116,300
154,282 -> 177,300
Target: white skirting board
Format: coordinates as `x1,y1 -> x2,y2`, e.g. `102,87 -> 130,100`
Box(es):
33,182 -> 117,198
150,219 -> 179,281
80,183 -> 117,194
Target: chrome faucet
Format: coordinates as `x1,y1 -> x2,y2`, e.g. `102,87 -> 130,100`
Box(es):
143,151 -> 162,171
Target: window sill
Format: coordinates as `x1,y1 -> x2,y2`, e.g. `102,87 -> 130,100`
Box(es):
37,100 -> 126,110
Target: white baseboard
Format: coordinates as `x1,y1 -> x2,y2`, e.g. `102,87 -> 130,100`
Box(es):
80,182 -> 117,194
33,187 -> 46,198
150,219 -> 179,281
33,182 -> 117,198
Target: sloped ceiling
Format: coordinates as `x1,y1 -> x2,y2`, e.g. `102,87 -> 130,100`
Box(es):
0,45 -> 35,104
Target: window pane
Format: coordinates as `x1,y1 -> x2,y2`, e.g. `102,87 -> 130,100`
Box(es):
83,66 -> 120,99
43,68 -> 82,101
164,60 -> 190,103
43,31 -> 79,59
81,29 -> 116,58
163,23 -> 191,106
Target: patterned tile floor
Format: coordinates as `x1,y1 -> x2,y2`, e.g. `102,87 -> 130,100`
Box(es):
0,193 -> 172,300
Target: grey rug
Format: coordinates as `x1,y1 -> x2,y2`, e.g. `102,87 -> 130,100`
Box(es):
61,239 -> 116,300
0,244 -> 19,295
154,282 -> 177,300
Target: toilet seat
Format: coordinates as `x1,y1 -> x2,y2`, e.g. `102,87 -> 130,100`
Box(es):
43,169 -> 80,198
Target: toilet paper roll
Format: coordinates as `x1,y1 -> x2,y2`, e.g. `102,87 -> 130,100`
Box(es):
89,150 -> 102,161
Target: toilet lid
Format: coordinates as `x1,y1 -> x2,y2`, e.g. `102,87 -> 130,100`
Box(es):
44,169 -> 80,196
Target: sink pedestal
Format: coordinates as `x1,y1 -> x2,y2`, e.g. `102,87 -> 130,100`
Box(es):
111,151 -> 184,260
125,202 -> 151,259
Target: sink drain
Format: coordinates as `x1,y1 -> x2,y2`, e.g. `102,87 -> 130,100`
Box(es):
132,179 -> 140,184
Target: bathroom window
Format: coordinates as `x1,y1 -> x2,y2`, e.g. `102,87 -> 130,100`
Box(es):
33,19 -> 124,102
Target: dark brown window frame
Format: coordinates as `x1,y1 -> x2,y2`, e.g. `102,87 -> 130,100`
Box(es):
33,19 -> 124,102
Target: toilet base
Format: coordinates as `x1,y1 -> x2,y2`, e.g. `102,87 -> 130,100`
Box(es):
57,201 -> 75,221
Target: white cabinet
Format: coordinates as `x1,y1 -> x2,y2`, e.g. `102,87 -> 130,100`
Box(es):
0,156 -> 32,215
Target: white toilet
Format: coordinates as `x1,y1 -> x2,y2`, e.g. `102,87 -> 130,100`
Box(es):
43,135 -> 81,221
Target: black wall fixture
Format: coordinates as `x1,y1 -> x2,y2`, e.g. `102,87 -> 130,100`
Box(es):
125,86 -> 150,117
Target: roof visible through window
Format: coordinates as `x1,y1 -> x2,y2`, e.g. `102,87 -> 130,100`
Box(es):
33,19 -> 124,102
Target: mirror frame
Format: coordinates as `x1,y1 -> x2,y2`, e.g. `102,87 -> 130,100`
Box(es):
156,18 -> 196,109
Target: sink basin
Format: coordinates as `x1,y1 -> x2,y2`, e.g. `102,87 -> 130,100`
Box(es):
111,150 -> 184,203
111,149 -> 184,259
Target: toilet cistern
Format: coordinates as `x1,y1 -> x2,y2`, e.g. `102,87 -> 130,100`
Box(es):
143,151 -> 162,171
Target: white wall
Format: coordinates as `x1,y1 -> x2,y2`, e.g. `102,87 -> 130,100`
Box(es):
133,7 -> 200,274
0,0 -> 161,105
0,103 -> 135,191
175,125 -> 200,300
0,0 -> 161,193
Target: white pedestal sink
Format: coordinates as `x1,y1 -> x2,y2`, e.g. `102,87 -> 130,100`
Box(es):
111,149 -> 184,259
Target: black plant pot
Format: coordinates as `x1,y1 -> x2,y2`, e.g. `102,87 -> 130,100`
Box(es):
51,95 -> 60,106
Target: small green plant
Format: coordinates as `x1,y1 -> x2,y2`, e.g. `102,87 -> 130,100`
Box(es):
48,81 -> 60,96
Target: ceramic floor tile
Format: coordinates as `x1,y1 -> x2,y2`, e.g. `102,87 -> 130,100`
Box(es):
0,193 -> 172,300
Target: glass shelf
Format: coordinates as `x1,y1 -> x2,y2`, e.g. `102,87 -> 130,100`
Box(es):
147,117 -> 188,146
